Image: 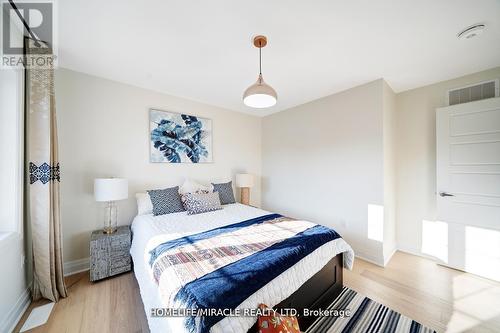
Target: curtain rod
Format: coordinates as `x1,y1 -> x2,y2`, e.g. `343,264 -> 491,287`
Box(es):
8,0 -> 41,46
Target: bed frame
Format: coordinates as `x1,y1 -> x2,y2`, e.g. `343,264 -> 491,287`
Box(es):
249,252 -> 344,331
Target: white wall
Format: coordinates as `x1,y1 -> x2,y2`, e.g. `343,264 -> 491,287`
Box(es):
382,80 -> 397,264
262,79 -> 394,265
55,68 -> 262,263
395,66 -> 500,256
0,51 -> 29,333
0,68 -> 20,232
0,236 -> 30,332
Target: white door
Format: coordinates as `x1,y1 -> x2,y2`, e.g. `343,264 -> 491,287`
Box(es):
436,97 -> 500,281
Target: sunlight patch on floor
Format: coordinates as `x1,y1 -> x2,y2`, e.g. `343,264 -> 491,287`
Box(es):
448,273 -> 500,332
20,302 -> 54,332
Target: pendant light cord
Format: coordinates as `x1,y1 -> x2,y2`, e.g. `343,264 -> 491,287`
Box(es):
259,40 -> 262,75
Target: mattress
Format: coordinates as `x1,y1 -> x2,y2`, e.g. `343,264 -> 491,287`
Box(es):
130,203 -> 354,333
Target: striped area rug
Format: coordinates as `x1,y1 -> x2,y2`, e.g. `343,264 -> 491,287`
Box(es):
306,287 -> 436,333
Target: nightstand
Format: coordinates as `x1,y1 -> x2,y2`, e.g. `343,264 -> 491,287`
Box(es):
90,225 -> 132,282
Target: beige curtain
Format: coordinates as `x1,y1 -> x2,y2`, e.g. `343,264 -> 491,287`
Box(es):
25,38 -> 67,302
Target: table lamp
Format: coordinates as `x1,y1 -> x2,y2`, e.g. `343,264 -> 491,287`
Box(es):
94,178 -> 128,234
236,174 -> 254,206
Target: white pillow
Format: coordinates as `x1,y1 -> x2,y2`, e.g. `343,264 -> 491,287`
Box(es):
136,192 -> 153,215
179,179 -> 213,195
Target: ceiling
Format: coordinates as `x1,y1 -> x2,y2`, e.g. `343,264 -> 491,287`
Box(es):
57,0 -> 500,116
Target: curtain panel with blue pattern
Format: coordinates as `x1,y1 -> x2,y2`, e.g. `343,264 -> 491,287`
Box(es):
25,37 -> 67,302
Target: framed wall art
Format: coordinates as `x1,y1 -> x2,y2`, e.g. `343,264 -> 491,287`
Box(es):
149,109 -> 213,163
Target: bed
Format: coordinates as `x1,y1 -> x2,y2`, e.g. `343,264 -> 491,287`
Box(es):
130,203 -> 354,333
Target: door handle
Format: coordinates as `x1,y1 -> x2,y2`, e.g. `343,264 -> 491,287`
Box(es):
439,192 -> 455,197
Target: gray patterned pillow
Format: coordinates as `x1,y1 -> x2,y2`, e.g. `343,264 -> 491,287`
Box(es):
183,192 -> 222,215
211,181 -> 236,205
180,189 -> 210,209
147,186 -> 184,216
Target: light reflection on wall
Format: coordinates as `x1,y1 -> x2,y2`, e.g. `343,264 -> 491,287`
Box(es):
465,226 -> 500,282
421,220 -> 448,263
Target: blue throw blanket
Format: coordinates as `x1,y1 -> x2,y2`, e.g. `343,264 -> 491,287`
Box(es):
149,214 -> 341,333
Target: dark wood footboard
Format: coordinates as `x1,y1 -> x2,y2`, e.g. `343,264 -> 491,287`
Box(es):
249,252 -> 344,332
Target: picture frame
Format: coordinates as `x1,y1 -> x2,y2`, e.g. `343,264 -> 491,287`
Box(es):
149,109 -> 213,163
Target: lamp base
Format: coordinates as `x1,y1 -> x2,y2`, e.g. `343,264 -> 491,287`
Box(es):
241,187 -> 250,205
103,201 -> 118,234
103,227 -> 117,234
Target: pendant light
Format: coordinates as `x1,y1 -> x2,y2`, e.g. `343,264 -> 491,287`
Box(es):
243,35 -> 277,108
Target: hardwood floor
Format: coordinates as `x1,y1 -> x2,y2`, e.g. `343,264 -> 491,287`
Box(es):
14,271 -> 149,333
14,251 -> 500,333
344,252 -> 500,333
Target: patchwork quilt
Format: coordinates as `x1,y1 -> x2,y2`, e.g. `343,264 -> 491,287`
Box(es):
148,214 -> 351,333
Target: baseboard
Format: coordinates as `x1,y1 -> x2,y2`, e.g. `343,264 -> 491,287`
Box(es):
355,247 -> 398,267
396,246 -> 453,267
1,285 -> 31,333
396,243 -> 421,257
396,246 -> 436,261
383,247 -> 397,266
63,257 -> 90,277
354,251 -> 385,267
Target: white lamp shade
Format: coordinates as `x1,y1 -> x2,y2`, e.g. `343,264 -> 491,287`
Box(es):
236,174 -> 254,188
94,178 -> 128,202
243,74 -> 277,108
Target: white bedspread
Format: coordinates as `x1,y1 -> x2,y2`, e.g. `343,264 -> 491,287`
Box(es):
130,203 -> 354,333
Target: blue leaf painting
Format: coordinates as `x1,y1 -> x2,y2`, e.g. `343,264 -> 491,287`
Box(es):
150,110 -> 212,163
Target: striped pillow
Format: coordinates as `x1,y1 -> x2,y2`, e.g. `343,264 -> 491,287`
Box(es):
183,192 -> 222,215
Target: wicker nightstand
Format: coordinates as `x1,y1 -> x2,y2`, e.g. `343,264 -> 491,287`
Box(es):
90,225 -> 132,282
